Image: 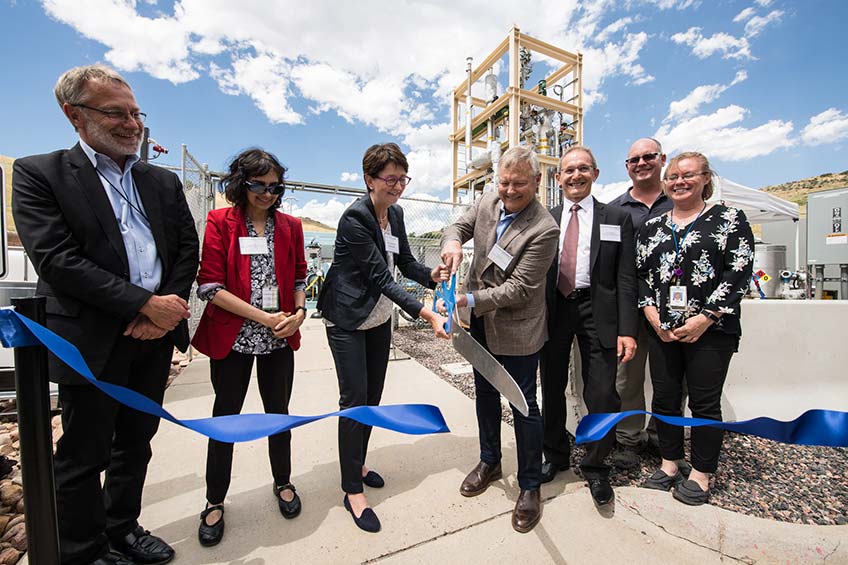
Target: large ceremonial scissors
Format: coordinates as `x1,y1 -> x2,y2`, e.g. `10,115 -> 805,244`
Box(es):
434,276 -> 530,417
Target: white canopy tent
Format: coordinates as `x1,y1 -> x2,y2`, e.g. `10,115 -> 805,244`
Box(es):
595,176 -> 802,269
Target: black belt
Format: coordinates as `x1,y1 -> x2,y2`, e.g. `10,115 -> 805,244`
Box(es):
560,287 -> 590,301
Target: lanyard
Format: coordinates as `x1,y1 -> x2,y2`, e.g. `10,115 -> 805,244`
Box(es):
96,169 -> 149,223
670,203 -> 706,279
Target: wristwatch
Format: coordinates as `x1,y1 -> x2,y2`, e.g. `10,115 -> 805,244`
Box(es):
700,309 -> 720,323
294,305 -> 307,316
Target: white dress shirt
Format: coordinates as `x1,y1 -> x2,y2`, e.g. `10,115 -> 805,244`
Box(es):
556,194 -> 593,290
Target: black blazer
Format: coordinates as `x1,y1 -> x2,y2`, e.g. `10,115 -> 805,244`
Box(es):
12,144 -> 199,384
317,195 -> 434,330
545,197 -> 638,349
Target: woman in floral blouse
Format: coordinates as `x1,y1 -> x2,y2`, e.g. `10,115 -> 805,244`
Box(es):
191,148 -> 307,545
636,151 -> 754,505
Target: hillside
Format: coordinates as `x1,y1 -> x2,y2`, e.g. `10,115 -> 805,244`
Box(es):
300,216 -> 335,232
762,170 -> 848,216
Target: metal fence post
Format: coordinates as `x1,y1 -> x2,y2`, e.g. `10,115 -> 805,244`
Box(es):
12,296 -> 60,565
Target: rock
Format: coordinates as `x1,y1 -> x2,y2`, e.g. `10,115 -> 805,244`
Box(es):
0,437 -> 10,449
14,499 -> 22,514
0,485 -> 21,508
0,448 -> 10,458
52,415 -> 62,429
179,359 -> 190,368
6,516 -> 23,530
0,522 -> 25,552
7,434 -> 15,444
0,517 -> 9,535
0,547 -> 19,565
8,444 -> 16,453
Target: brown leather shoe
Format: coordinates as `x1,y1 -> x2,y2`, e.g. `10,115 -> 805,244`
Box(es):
512,489 -> 541,533
459,461 -> 502,497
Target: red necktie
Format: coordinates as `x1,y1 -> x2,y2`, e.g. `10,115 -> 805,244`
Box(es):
557,203 -> 581,297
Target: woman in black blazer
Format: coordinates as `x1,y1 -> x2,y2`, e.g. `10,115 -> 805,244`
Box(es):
317,143 -> 448,532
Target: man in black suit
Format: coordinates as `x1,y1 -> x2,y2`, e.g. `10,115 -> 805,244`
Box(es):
539,146 -> 638,505
12,64 -> 198,565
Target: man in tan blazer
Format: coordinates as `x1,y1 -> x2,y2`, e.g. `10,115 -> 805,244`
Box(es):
441,146 -> 559,533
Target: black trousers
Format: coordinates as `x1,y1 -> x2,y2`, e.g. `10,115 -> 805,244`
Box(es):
54,335 -> 172,565
470,314 -> 543,490
326,321 -> 391,494
647,329 -> 737,473
206,347 -> 295,504
540,292 -> 619,479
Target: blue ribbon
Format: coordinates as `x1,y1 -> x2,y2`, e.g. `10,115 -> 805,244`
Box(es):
432,274 -> 457,333
576,410 -> 848,448
0,308 -> 449,442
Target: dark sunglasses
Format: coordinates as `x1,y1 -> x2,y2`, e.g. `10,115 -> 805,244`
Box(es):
625,152 -> 661,166
245,180 -> 286,195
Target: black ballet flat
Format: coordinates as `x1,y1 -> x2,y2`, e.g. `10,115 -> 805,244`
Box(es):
198,504 -> 224,547
275,483 -> 302,519
362,470 -> 385,488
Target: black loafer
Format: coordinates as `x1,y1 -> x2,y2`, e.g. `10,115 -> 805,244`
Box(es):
198,504 -> 225,547
540,461 -> 570,484
275,483 -> 302,519
91,551 -> 135,565
362,470 -> 385,488
587,477 -> 614,506
673,479 -> 710,506
644,469 -> 684,491
343,494 -> 381,533
111,526 -> 174,565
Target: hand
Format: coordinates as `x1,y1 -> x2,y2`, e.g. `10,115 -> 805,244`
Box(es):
440,240 -> 463,274
617,336 -> 637,363
672,314 -> 713,343
139,294 -> 190,330
272,309 -> 306,339
430,263 -> 451,283
455,293 -> 468,308
420,308 -> 449,340
261,311 -> 288,329
123,314 -> 168,340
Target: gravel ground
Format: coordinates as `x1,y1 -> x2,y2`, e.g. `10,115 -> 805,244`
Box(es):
393,326 -> 848,526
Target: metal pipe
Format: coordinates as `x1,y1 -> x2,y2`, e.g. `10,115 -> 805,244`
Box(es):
465,57 -> 473,175
11,296 -> 60,565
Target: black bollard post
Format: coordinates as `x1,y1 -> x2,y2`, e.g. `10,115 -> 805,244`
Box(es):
12,296 -> 60,565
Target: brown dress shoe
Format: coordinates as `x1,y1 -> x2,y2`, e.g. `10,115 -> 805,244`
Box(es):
460,461 -> 502,497
512,489 -> 541,533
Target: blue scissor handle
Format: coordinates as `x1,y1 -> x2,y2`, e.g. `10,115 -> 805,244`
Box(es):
432,274 -> 457,333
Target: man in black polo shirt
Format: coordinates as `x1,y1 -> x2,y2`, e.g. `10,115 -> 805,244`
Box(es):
607,137 -> 673,469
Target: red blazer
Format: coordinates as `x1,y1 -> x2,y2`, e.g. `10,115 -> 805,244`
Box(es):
191,206 -> 306,360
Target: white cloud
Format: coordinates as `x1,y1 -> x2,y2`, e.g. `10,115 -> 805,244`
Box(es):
671,27 -> 753,60
291,197 -> 354,229
340,172 -> 360,183
209,53 -> 302,125
593,180 -> 631,203
664,70 -> 747,123
744,10 -> 783,37
801,108 -> 848,146
655,105 -> 794,161
733,7 -> 756,23
646,0 -> 699,9
754,0 -> 772,6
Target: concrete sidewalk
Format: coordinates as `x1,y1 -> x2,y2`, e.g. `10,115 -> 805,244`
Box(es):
136,318 -> 846,564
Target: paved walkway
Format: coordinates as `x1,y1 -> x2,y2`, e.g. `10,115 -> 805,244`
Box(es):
131,318 -> 845,564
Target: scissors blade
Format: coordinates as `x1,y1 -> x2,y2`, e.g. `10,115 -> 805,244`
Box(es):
450,312 -> 530,417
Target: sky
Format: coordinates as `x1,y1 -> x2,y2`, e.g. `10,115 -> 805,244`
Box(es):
1,0 -> 847,229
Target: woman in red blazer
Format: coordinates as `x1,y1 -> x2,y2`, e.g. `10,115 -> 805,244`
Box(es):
191,148 -> 307,547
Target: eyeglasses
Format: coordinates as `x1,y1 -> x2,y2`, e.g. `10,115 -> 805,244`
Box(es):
245,180 -> 286,195
374,175 -> 412,188
559,165 -> 594,175
665,172 -> 708,183
625,152 -> 661,166
73,104 -> 146,123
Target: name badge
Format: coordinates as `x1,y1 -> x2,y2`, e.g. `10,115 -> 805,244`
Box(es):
669,285 -> 687,310
384,234 -> 400,254
487,244 -> 513,271
239,236 -> 269,255
600,224 -> 621,242
261,285 -> 279,312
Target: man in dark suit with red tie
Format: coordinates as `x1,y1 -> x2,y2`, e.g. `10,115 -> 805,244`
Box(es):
12,64 -> 198,565
539,146 -> 638,506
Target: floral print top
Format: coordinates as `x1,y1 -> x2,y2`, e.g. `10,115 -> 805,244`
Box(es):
636,204 -> 754,335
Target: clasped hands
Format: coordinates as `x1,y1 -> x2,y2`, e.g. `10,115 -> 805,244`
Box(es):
125,294 -> 190,340
262,309 -> 306,339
